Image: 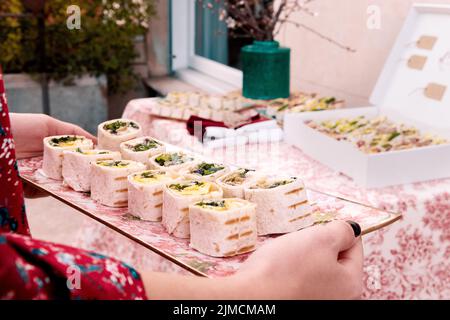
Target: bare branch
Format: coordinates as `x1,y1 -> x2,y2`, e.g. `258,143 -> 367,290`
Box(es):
277,19 -> 356,52
243,0 -> 267,39
267,0 -> 288,39
199,0 -> 355,52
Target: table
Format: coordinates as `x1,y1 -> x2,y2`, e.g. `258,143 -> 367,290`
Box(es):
19,99 -> 448,299
118,99 -> 450,299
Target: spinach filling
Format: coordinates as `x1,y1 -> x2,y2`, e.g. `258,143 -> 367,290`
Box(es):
251,177 -> 296,189
139,171 -> 165,179
387,131 -> 401,142
239,168 -> 255,178
50,136 -> 78,146
169,181 -> 204,191
75,148 -> 108,155
103,120 -> 138,134
129,139 -> 161,152
155,153 -> 190,167
267,179 -> 294,189
97,160 -> 129,167
196,200 -> 226,208
223,168 -> 254,185
192,162 -> 224,176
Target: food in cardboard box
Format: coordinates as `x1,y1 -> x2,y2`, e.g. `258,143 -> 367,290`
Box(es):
306,116 -> 448,154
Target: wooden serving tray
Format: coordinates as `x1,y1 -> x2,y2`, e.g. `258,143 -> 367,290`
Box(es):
19,157 -> 401,277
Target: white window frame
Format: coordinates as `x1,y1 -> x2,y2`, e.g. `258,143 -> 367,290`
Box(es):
171,0 -> 243,93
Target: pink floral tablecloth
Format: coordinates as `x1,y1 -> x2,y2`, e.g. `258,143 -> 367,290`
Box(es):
113,99 -> 449,299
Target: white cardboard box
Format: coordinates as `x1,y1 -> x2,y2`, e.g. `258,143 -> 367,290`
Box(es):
284,4 -> 450,188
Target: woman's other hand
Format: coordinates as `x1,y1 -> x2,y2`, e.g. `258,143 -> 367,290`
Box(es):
143,220 -> 364,300
237,220 -> 364,299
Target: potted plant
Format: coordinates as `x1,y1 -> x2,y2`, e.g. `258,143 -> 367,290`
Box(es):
201,0 -> 355,100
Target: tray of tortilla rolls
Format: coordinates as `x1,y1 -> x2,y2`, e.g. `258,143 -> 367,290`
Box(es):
18,118 -> 402,277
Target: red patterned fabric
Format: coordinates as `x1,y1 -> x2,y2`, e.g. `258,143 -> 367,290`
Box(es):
0,71 -> 147,300
0,233 -> 147,300
0,72 -> 30,236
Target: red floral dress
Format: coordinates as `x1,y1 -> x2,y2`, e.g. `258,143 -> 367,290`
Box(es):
0,71 -> 147,300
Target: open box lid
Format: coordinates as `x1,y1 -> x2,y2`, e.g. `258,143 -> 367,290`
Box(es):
370,4 -> 450,136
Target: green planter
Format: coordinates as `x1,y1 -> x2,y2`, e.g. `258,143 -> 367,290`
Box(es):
241,40 -> 290,100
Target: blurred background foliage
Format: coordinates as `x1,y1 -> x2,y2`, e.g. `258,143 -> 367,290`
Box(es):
0,0 -> 156,93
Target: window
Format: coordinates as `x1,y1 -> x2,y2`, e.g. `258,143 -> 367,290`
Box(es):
171,0 -> 249,92
194,1 -> 253,70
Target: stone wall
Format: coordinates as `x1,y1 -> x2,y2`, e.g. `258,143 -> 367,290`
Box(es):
4,74 -> 107,134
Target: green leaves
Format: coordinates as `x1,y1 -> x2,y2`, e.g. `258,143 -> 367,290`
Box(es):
0,0 -> 156,93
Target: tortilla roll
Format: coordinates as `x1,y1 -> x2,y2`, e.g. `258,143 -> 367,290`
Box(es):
199,95 -> 209,109
189,199 -> 257,257
182,108 -> 194,120
120,136 -> 165,163
42,135 -> 94,180
97,119 -> 142,151
166,92 -> 178,103
181,162 -> 229,182
159,102 -> 173,117
151,100 -> 161,115
62,149 -> 121,192
148,151 -> 197,173
188,92 -> 201,107
167,92 -> 188,105
172,105 -> 186,119
208,95 -> 223,110
222,97 -> 236,110
244,176 -> 313,235
91,160 -> 146,207
127,170 -> 177,221
198,107 -> 212,119
216,168 -> 259,198
211,110 -> 225,122
162,180 -> 223,238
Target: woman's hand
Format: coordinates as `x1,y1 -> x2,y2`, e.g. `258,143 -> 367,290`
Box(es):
10,113 -> 96,198
10,113 -> 97,160
236,220 -> 363,299
142,220 -> 363,300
